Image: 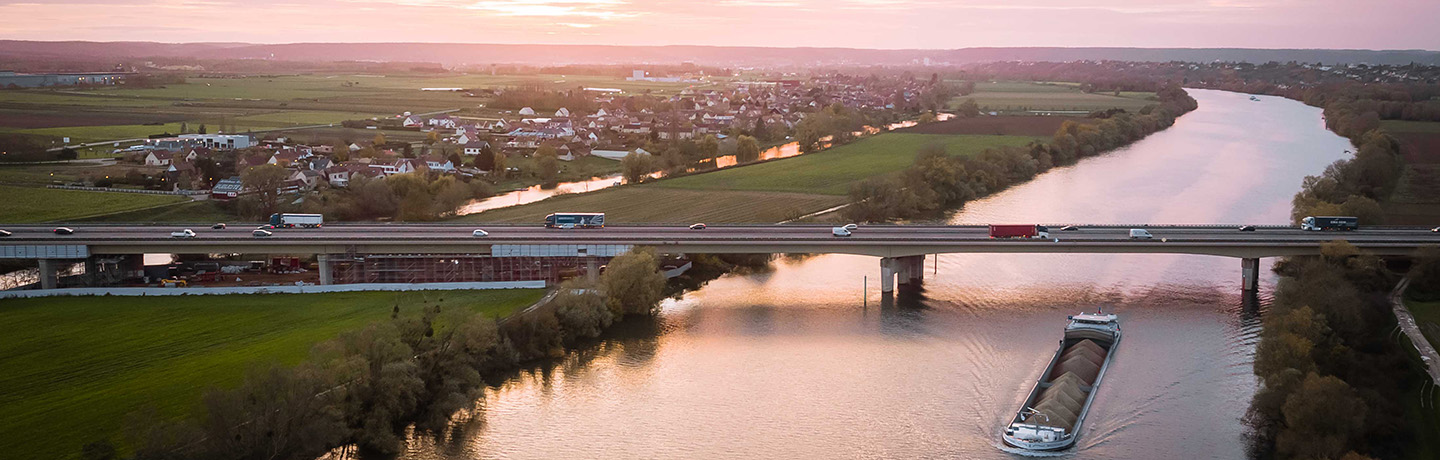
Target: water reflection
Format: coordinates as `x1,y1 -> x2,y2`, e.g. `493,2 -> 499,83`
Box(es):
398,90 -> 1348,459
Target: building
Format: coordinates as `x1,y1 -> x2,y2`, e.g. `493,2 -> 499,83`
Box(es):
0,70 -> 129,88
176,134 -> 255,150
463,140 -> 491,156
211,177 -> 244,200
144,151 -> 174,166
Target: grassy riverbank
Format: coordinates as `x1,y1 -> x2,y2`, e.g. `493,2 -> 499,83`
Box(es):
0,289 -> 544,460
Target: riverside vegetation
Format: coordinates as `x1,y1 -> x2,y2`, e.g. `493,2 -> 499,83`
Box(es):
85,248 -> 668,460
841,84 -> 1197,222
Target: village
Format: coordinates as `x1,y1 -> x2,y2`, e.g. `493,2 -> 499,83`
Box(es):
90,72 -> 944,215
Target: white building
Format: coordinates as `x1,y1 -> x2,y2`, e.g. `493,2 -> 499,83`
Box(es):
175,134 -> 255,150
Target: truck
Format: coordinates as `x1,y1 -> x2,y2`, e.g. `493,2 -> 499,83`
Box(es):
1300,216 -> 1358,231
545,212 -> 605,229
268,213 -> 323,229
989,224 -> 1051,239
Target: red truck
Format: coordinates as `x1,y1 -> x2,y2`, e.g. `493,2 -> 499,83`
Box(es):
989,224 -> 1051,239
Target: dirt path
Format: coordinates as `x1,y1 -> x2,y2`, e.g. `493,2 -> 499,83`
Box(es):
1391,278 -> 1440,384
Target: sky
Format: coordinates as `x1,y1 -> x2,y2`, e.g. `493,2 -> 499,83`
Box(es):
1,0 -> 1437,50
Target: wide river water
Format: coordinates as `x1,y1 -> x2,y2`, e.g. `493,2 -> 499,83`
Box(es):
395,90 -> 1352,459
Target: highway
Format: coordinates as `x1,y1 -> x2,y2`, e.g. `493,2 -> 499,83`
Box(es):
2,223 -> 1438,258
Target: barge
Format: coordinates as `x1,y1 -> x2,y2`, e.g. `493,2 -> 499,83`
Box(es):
1002,311 -> 1121,451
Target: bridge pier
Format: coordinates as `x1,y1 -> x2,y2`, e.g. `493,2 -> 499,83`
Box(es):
1241,257 -> 1260,293
317,254 -> 333,285
37,259 -> 59,290
880,257 -> 896,293
880,255 -> 926,293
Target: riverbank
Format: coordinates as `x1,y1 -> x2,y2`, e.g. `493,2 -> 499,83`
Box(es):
0,289 -> 544,460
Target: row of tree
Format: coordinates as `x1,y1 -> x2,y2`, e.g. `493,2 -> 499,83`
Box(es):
1244,242 -> 1423,460
109,248 -> 669,460
842,84 -> 1198,222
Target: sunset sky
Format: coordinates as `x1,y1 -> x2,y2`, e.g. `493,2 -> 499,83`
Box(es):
2,0 -> 1436,49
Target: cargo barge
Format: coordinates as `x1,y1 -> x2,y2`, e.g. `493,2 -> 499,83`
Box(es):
1002,311 -> 1121,451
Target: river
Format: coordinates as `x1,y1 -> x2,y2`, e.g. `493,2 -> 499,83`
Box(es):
396,90 -> 1352,459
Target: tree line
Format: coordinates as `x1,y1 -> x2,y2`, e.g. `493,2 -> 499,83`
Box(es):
842,84 -> 1198,222
97,248 -> 669,460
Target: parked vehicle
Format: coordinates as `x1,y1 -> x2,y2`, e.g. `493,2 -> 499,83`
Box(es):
170,229 -> 196,238
1300,216 -> 1358,231
160,278 -> 188,288
1061,225 -> 1079,231
211,223 -> 227,229
472,229 -> 489,237
689,223 -> 707,230
844,223 -> 859,231
989,224 -> 1051,239
832,227 -> 852,237
252,229 -> 273,237
53,227 -> 74,235
545,212 -> 605,229
1128,229 -> 1154,239
267,213 -> 323,229
1238,225 -> 1256,231
0,229 -> 10,237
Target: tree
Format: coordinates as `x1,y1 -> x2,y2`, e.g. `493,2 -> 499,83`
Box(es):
492,151 -> 508,177
551,278 -> 613,343
472,149 -> 495,172
699,134 -> 720,159
241,164 -> 290,218
447,152 -> 463,170
735,135 -> 761,163
179,122 -> 188,135
621,152 -> 653,184
425,131 -> 439,145
1276,373 -> 1367,460
534,146 -> 559,184
956,98 -> 981,117
600,247 -> 667,316
373,133 -> 387,146
197,124 -> 207,134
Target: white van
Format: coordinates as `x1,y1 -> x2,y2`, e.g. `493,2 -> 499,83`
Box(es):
1129,229 -> 1154,239
832,227 -> 852,237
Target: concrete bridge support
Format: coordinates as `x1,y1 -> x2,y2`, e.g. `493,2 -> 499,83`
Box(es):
317,254 -> 333,285
1241,257 -> 1261,294
879,255 -> 927,293
37,259 -> 59,290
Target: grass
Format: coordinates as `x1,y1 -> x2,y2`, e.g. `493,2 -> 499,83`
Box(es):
0,289 -> 544,460
0,185 -> 188,223
76,200 -> 238,224
1383,120 -> 1440,133
948,81 -> 1157,113
459,187 -> 848,224
654,133 -> 1039,195
1401,297 -> 1440,460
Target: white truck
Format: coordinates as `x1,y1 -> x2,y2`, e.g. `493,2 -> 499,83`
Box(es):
267,213 -> 324,229
170,229 -> 197,238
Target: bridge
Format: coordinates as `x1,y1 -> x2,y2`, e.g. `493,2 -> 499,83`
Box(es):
2,223 -> 1437,292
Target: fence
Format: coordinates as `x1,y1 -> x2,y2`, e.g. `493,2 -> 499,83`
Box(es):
46,184 -> 209,196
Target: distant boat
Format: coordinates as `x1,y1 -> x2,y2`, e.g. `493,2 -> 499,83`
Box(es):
1250,95 -> 1261,101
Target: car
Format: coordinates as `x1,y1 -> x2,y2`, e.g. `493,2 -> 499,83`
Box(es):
0,229 -> 10,237
843,223 -> 859,231
257,224 -> 274,230
53,227 -> 74,235
211,223 -> 227,229
170,229 -> 197,238
1238,225 -> 1256,231
252,229 -> 273,237
832,227 -> 852,237
1061,225 -> 1079,231
472,229 -> 489,237
159,278 -> 188,288
1433,226 -> 1440,233
1129,229 -> 1154,239
689,223 -> 707,230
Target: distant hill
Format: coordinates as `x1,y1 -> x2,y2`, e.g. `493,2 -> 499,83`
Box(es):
1,40 -> 1436,67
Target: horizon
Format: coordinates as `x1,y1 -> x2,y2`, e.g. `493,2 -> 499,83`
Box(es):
3,0 -> 1438,50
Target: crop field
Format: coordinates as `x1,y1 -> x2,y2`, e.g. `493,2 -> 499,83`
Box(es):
949,81 -> 1157,113
895,116 -> 1094,137
460,187 -> 848,224
654,133 -> 1040,195
0,72 -> 702,144
0,185 -> 188,222
0,289 -> 543,460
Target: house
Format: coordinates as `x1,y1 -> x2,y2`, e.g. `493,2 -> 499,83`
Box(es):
308,156 -> 333,171
144,151 -> 174,166
267,151 -> 304,167
211,176 -> 244,199
427,115 -> 459,129
289,169 -> 322,187
402,115 -> 424,127
463,140 -> 491,156
518,107 -> 536,115
237,153 -> 270,171
455,126 -> 484,145
555,107 -> 570,117
368,158 -> 419,176
422,153 -> 456,172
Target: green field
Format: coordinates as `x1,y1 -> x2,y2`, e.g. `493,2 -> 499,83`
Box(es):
0,289 -> 544,460
0,185 -> 188,222
1382,120 -> 1440,133
949,81 -> 1157,113
460,187 -> 848,223
655,133 -> 1040,195
76,200 -> 238,224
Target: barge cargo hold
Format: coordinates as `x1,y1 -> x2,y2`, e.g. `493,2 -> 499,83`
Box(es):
1002,311 -> 1121,451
